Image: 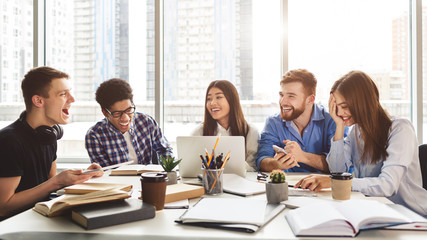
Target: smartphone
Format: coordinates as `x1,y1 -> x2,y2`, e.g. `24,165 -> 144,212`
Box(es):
272,145 -> 288,154
81,168 -> 102,175
272,145 -> 300,167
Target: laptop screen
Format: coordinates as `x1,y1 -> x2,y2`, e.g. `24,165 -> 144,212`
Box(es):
176,136 -> 246,178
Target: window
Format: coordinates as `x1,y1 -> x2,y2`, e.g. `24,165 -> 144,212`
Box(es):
0,0 -> 33,127
0,0 -> 424,163
163,0 -> 281,150
288,0 -> 411,121
45,0 -> 149,159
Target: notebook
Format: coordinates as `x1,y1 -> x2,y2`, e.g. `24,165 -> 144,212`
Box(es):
175,197 -> 286,233
177,136 -> 246,178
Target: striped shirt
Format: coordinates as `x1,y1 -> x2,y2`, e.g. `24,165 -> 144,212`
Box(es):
85,112 -> 173,167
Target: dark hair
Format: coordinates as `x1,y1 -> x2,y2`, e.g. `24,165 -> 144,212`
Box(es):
95,78 -> 133,110
280,69 -> 317,96
203,80 -> 249,138
21,66 -> 69,111
331,70 -> 392,164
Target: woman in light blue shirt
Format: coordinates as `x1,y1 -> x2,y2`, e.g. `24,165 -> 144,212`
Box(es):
295,71 -> 427,216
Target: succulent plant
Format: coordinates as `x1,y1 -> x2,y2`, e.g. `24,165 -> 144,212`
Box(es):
269,169 -> 286,183
159,155 -> 182,172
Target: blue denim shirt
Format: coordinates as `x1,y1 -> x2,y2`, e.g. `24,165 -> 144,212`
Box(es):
256,104 -> 344,173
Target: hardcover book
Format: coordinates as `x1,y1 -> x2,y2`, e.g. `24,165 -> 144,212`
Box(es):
71,199 -> 155,230
139,183 -> 205,203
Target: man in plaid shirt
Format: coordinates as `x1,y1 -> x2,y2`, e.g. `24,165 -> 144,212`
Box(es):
85,78 -> 173,167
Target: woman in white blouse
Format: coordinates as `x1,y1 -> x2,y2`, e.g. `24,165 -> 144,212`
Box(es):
295,71 -> 427,216
191,80 -> 259,171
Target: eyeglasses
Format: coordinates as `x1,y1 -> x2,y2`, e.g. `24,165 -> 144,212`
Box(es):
105,106 -> 136,118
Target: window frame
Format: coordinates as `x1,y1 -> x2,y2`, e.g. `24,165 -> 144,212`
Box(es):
32,0 -> 424,164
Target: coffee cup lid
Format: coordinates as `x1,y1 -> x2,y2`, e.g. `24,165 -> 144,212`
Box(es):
330,172 -> 353,180
140,172 -> 168,182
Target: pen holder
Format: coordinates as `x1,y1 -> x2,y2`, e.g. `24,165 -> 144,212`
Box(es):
202,168 -> 224,195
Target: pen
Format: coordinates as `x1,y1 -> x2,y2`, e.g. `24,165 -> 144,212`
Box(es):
200,155 -> 208,168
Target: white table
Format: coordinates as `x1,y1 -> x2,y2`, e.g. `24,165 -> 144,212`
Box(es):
0,172 -> 426,240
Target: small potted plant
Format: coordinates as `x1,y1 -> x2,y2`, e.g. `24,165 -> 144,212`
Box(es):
266,169 -> 288,203
159,155 -> 182,185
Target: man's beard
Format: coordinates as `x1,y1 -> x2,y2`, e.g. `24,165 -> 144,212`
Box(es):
281,105 -> 305,121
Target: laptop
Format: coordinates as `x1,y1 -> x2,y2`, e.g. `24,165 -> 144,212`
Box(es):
176,136 -> 246,178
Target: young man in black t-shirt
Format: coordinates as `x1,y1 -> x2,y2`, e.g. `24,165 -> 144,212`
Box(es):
0,67 -> 103,220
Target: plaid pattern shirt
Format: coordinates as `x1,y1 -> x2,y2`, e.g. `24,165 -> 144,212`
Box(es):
85,112 -> 173,167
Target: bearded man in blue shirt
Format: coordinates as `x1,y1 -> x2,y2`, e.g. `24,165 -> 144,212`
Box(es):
85,78 -> 173,167
256,69 -> 346,173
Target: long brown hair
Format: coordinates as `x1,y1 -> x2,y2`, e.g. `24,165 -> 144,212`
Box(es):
202,80 -> 249,138
331,71 -> 392,164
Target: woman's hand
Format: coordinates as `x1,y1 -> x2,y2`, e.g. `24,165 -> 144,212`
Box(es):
329,93 -> 342,125
329,93 -> 345,141
294,174 -> 331,193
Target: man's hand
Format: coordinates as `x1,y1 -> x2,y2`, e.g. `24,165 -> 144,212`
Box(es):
283,140 -> 305,164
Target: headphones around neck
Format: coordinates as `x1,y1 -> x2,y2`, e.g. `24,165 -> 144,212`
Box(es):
19,111 -> 63,145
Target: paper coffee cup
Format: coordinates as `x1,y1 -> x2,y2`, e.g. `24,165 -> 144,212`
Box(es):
140,172 -> 168,210
330,172 -> 352,200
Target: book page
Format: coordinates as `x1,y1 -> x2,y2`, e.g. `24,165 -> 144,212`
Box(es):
182,198 -> 266,226
64,183 -> 132,194
110,164 -> 163,175
286,202 -> 354,236
335,200 -> 412,231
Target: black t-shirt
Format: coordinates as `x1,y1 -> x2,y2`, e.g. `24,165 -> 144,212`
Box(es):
0,118 -> 56,193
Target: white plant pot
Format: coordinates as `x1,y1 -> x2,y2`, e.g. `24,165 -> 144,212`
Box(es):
266,182 -> 288,204
166,171 -> 178,185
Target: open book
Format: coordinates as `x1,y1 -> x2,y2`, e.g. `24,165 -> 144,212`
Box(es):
63,182 -> 132,194
33,188 -> 131,217
109,164 -> 164,176
176,197 -> 286,233
285,199 -> 427,237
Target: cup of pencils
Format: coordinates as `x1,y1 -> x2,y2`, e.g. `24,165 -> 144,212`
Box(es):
200,136 -> 230,195
202,168 -> 224,195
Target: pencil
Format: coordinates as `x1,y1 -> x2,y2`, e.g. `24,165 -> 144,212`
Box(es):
213,134 -> 221,151
209,134 -> 221,166
220,151 -> 231,169
205,148 -> 213,167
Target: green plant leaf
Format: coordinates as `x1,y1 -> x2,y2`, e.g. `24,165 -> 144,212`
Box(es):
159,155 -> 182,172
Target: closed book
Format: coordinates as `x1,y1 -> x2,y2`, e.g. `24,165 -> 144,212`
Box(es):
72,199 -> 155,230
110,164 -> 164,176
164,184 -> 205,203
64,182 -> 132,194
139,183 -> 205,203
